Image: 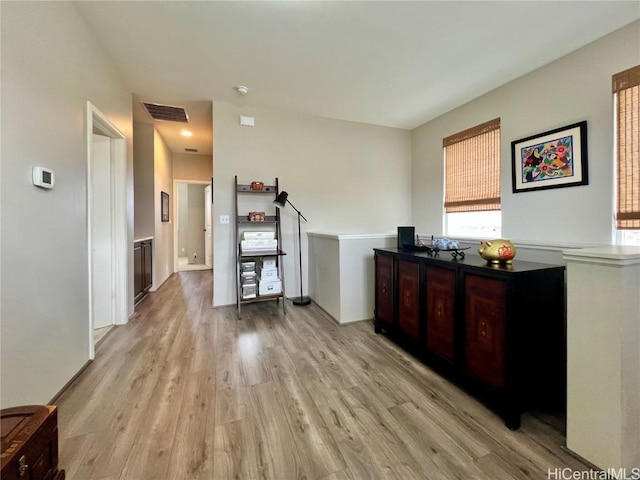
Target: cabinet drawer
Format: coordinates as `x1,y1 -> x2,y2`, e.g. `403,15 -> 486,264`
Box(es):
397,260 -> 420,339
425,266 -> 455,361
375,254 -> 394,325
142,241 -> 152,291
134,245 -> 143,296
465,274 -> 506,388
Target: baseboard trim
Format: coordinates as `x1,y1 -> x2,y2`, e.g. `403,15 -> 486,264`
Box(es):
48,359 -> 93,404
95,325 -> 116,348
558,445 -> 601,471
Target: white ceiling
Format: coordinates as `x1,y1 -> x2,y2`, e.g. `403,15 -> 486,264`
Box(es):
73,1 -> 639,154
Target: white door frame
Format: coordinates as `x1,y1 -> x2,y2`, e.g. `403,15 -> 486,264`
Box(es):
204,184 -> 212,268
91,133 -> 114,330
172,179 -> 212,272
86,102 -> 128,360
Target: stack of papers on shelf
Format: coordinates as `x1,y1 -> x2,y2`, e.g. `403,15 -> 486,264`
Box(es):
244,231 -> 275,240
241,238 -> 278,252
241,231 -> 277,253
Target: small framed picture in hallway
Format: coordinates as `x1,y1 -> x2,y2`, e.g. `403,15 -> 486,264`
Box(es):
161,191 -> 170,222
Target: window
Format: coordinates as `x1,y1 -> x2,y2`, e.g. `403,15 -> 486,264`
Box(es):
613,65 -> 640,244
444,118 -> 501,237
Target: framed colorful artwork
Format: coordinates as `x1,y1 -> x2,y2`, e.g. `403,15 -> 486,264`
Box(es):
511,121 -> 588,193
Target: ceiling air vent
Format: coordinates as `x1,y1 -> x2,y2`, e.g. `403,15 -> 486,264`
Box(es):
185,148 -> 198,153
141,102 -> 189,123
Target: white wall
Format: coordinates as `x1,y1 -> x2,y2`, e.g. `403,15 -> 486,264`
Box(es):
307,234 -> 342,320
339,235 -> 398,323
187,184 -> 206,263
177,183 -> 206,262
134,126 -> 177,285
177,183 -> 189,256
0,2 -> 133,407
173,154 -> 212,267
133,122 -> 155,238
173,153 -> 213,182
154,130 -> 174,287
308,233 -> 397,324
564,247 -> 640,470
412,21 -> 640,245
212,102 -> 412,306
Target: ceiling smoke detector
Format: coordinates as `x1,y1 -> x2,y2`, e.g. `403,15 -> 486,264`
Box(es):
234,85 -> 249,96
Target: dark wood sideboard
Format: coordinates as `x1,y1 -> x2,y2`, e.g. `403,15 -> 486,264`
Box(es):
374,247 -> 566,430
1,405 -> 65,480
134,239 -> 153,304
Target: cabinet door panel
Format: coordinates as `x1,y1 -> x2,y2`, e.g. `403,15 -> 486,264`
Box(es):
397,260 -> 420,339
375,255 -> 394,325
465,275 -> 506,388
142,242 -> 153,291
425,267 -> 455,360
134,245 -> 143,296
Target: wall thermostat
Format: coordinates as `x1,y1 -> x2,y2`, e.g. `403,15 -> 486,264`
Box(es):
32,166 -> 55,189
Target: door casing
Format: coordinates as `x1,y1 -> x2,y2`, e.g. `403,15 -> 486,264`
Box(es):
86,102 -> 128,359
172,179 -> 212,272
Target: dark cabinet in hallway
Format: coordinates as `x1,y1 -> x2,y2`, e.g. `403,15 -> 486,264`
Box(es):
373,247 -> 566,430
134,239 -> 153,304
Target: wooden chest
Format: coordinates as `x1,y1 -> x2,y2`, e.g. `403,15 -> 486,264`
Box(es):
1,405 -> 65,480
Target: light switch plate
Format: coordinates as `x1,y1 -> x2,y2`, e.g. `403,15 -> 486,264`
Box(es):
220,215 -> 230,224
240,115 -> 255,127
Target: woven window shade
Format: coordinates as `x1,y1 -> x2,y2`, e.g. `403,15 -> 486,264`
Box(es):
613,65 -> 640,230
444,118 -> 501,213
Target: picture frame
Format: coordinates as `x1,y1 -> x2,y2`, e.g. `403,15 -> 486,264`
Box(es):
511,121 -> 588,193
161,191 -> 169,222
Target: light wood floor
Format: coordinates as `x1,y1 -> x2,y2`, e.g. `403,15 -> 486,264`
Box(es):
93,325 -> 113,346
57,271 -> 589,480
178,256 -> 212,272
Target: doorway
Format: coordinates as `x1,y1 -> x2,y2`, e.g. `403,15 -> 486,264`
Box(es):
174,180 -> 212,272
91,133 -> 113,342
86,102 -> 128,359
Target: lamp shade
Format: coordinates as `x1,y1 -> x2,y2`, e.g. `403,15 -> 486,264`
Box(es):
273,191 -> 288,208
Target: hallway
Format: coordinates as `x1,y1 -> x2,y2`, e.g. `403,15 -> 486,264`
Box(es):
56,271 -> 589,479
177,256 -> 211,272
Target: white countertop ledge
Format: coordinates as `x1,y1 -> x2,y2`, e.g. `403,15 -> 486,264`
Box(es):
562,245 -> 640,266
307,232 -> 396,240
134,236 -> 154,243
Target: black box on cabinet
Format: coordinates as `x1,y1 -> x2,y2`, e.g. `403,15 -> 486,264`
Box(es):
397,226 -> 415,249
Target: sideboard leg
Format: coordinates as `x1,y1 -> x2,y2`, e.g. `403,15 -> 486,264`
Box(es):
504,410 -> 521,430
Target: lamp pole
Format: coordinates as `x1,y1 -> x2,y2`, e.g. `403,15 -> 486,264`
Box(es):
274,191 -> 311,306
288,199 -> 311,306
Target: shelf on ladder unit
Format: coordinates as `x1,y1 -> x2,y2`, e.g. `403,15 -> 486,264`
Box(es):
234,176 -> 287,318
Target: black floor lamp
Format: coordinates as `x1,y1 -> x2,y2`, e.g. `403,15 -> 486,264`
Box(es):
274,191 -> 311,306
